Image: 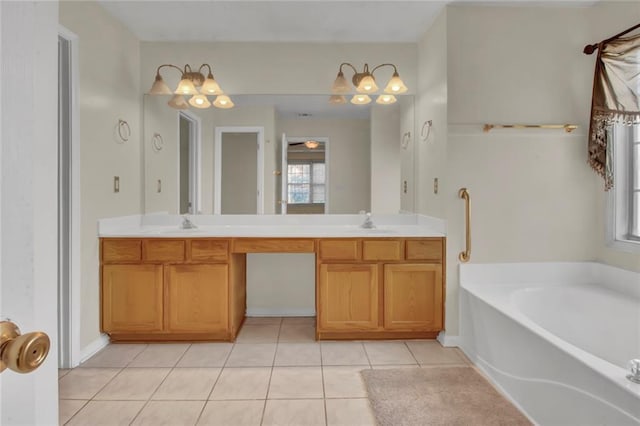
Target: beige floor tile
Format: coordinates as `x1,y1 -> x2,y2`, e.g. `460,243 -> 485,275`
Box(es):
235,325 -> 281,343
406,340 -> 468,365
177,343 -> 233,367
278,325 -> 315,342
59,400 -> 87,424
94,368 -> 170,400
371,364 -> 421,369
65,401 -> 145,426
244,316 -> 282,325
320,342 -> 369,366
58,368 -> 121,399
364,342 -> 417,365
274,343 -> 321,366
209,367 -> 271,400
197,400 -> 264,426
323,366 -> 370,398
131,401 -> 205,426
152,368 -> 221,400
268,367 -> 324,399
225,343 -> 276,367
281,316 -> 315,326
325,398 -> 376,426
262,399 -> 325,426
80,344 -> 147,368
128,343 -> 190,367
58,369 -> 71,379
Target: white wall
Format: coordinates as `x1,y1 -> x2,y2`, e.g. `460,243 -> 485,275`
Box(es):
370,105 -> 401,213
1,2 -> 59,423
60,1 -> 142,350
416,9 -> 448,219
278,117 -> 371,214
221,133 -> 258,214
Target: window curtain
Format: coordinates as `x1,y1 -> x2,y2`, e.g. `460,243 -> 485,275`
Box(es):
588,33 -> 640,190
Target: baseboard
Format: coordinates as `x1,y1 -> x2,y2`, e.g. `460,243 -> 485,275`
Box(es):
437,331 -> 460,347
79,334 -> 110,364
246,308 -> 316,317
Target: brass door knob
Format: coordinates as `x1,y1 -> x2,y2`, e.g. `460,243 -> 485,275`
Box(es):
0,321 -> 50,374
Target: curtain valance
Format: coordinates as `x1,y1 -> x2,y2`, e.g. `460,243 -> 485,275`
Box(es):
588,33 -> 640,190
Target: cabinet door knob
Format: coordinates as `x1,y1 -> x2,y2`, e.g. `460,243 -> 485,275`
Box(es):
0,321 -> 50,374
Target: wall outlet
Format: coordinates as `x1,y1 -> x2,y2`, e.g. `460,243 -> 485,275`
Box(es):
157,179 -> 162,193
433,178 -> 439,194
403,180 -> 408,194
114,176 -> 120,193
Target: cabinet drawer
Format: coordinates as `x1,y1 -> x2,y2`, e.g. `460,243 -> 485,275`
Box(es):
319,240 -> 360,261
233,238 -> 315,253
102,239 -> 141,262
143,239 -> 185,262
190,240 -> 228,262
362,240 -> 403,261
406,239 -> 443,261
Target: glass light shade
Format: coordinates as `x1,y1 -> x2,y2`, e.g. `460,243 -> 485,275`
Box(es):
188,94 -> 211,109
331,71 -> 351,94
350,94 -> 372,105
213,95 -> 234,109
201,75 -> 223,95
356,75 -> 378,94
376,94 -> 397,105
329,95 -> 347,105
167,94 -> 189,110
383,72 -> 408,94
304,140 -> 319,149
148,74 -> 172,95
175,77 -> 199,95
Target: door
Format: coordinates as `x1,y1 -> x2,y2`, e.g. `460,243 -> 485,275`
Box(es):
280,132 -> 288,214
318,263 -> 378,330
383,263 -> 443,331
1,2 -> 59,423
166,264 -> 228,332
102,264 -> 164,332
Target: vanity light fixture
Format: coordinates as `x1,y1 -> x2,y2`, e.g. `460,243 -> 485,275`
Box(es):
148,63 -> 233,110
351,94 -> 372,105
331,62 -> 408,105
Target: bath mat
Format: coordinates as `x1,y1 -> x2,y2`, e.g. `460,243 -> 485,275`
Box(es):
361,366 -> 531,426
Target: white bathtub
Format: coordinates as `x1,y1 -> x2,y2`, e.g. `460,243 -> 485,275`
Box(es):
459,262 -> 640,425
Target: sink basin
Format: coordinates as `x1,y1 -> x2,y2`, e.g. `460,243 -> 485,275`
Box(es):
359,228 -> 394,234
140,227 -> 203,235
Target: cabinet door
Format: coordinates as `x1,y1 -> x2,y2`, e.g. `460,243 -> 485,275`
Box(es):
318,264 -> 378,330
383,264 -> 442,331
102,264 -> 163,332
166,264 -> 229,332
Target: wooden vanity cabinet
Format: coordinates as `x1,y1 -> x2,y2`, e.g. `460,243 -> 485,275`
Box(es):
316,237 -> 445,340
100,238 -> 242,342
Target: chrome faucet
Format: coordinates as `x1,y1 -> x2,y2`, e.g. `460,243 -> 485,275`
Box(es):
180,215 -> 197,229
360,212 -> 375,229
627,359 -> 640,384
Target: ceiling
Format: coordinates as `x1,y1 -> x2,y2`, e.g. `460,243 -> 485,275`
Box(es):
98,0 -> 600,43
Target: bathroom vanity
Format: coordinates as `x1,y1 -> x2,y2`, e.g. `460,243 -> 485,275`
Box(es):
99,214 -> 446,342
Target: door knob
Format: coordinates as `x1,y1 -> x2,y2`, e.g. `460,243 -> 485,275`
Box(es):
0,321 -> 50,374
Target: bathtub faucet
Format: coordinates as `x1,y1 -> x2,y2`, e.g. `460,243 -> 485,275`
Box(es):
627,359 -> 640,384
180,215 -> 197,230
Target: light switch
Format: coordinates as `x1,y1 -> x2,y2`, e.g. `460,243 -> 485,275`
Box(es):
403,180 -> 408,194
114,176 -> 120,193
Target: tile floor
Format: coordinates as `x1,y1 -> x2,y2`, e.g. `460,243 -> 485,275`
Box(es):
59,317 -> 470,425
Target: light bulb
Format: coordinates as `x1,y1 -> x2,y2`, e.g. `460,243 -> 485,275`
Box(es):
213,95 -> 234,109
383,72 -> 408,94
376,94 -> 397,105
148,74 -> 172,95
350,94 -> 372,105
188,94 -> 211,109
356,75 -> 378,94
175,77 -> 198,95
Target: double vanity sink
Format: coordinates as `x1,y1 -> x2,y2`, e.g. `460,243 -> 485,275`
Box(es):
99,213 -> 446,342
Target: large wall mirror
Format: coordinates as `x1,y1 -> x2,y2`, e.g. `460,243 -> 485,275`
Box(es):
143,94 -> 415,215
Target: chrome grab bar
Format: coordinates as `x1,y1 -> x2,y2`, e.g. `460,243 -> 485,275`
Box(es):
458,188 -> 471,263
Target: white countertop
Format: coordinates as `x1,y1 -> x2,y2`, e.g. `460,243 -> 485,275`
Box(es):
98,213 -> 446,238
